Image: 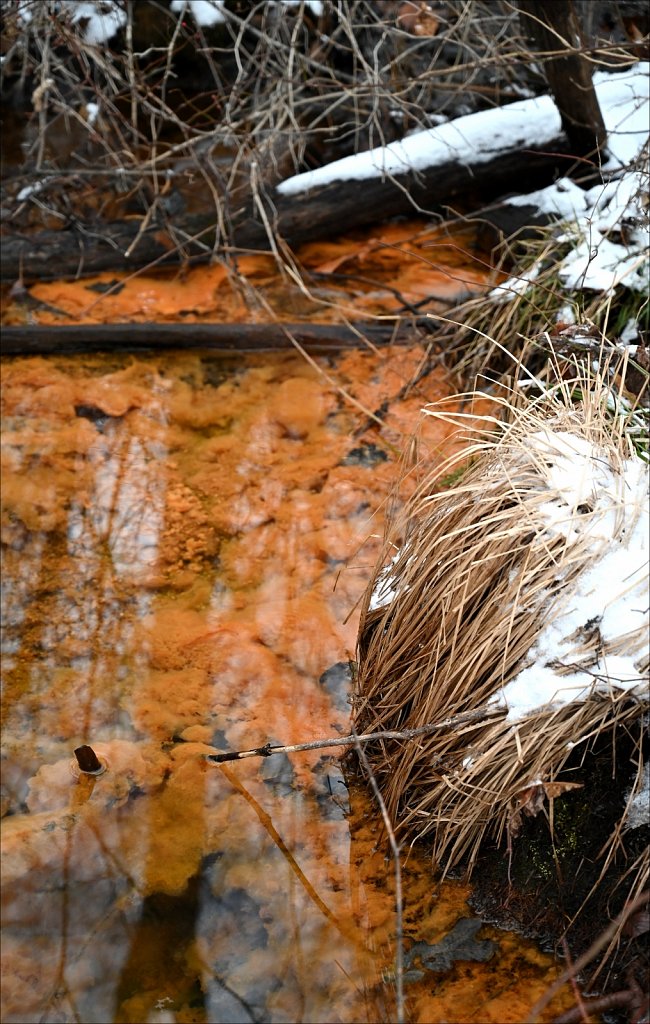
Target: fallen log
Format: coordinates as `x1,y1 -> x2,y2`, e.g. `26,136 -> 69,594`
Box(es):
0,318 -> 429,356
0,131 -> 575,284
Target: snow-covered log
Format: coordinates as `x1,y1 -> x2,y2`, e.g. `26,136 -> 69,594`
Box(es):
0,141 -> 573,283
2,63 -> 646,282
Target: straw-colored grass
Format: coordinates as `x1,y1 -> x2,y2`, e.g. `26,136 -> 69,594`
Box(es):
354,353 -> 648,889
438,195 -> 649,395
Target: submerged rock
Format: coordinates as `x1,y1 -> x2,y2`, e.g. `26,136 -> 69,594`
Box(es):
403,918 -> 497,981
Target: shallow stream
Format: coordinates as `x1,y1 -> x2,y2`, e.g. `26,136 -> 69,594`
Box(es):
1,234 -> 577,1024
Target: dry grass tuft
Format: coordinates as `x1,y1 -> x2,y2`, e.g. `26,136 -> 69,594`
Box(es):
354,352 -> 648,887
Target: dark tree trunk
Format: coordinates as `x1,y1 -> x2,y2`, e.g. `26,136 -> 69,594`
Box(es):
518,1 -> 608,159
0,319 -> 429,356
1,129 -> 576,283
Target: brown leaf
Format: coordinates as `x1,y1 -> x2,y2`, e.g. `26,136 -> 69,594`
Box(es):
508,780 -> 583,835
397,2 -> 440,36
542,781 -> 583,800
508,783 -> 545,836
312,239 -> 379,274
514,783 -> 546,816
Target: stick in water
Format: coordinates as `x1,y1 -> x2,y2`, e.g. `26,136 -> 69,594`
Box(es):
206,706 -> 504,763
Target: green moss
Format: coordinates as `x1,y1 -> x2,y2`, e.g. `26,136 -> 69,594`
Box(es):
437,459 -> 474,490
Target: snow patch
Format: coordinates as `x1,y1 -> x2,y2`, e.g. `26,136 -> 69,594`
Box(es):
527,429 -> 633,543
170,0 -> 227,27
504,177 -> 589,220
63,1 -> 127,44
275,1 -> 324,15
624,762 -> 650,830
369,552 -> 400,611
497,447 -> 648,722
620,319 -> 640,346
85,101 -> 100,126
17,182 -> 44,202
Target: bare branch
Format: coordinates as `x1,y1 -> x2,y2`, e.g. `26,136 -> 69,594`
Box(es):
352,726 -> 406,1024
205,706 -> 505,763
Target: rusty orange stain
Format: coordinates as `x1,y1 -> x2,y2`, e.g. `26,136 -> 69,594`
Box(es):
1,241 -> 572,1024
2,218 -> 500,326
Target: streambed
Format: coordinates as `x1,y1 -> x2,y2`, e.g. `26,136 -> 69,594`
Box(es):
1,344 -> 577,1023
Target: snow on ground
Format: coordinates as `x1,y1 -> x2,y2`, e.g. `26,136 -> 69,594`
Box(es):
495,435 -> 648,721
369,434 -> 649,723
554,173 -> 648,292
491,166 -> 649,297
493,164 -> 648,295
596,63 -> 650,169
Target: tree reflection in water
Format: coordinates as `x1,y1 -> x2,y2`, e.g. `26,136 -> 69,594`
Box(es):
1,348 -> 575,1024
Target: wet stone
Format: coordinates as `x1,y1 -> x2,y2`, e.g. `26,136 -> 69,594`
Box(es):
202,359 -> 241,388
339,443 -> 388,467
403,918 -> 497,981
84,279 -> 125,295
74,403 -> 120,432
312,758 -> 350,821
260,750 -> 295,794
209,728 -> 229,752
318,660 -> 354,714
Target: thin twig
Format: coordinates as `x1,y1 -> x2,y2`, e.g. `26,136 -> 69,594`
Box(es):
205,706 -> 505,763
559,935 -> 590,1024
551,988 -> 641,1024
352,725 -> 405,1024
527,891 -> 649,1023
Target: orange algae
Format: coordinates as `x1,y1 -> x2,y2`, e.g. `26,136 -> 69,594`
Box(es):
1,345 -> 575,1023
4,219 -> 495,327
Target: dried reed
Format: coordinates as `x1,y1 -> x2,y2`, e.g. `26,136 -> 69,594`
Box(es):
354,353 -> 648,884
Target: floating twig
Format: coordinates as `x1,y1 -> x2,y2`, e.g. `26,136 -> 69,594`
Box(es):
206,706 -> 505,763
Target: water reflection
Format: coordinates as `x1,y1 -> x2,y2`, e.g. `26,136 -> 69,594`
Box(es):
1,349 -> 573,1024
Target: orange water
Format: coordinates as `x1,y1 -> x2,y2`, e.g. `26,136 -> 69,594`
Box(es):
0,343 -> 578,1024
2,219 -> 492,327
